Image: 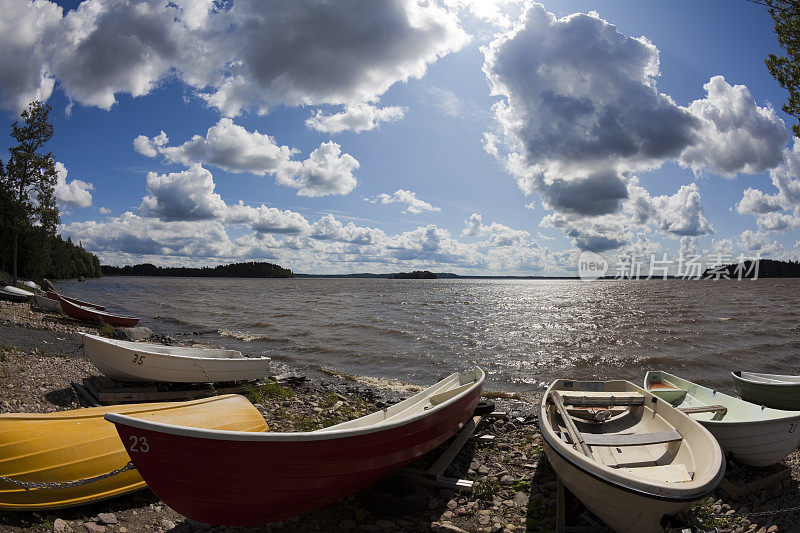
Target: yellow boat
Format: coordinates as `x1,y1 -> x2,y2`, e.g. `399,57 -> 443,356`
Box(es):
0,394 -> 268,510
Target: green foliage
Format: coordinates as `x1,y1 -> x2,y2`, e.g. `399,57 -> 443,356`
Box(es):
0,101 -> 101,281
766,1 -> 800,138
472,477 -> 501,500
102,261 -> 293,278
245,381 -> 295,404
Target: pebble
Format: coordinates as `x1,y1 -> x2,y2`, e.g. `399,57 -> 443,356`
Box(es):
82,523 -> 106,533
97,513 -> 117,525
436,522 -> 469,533
161,519 -> 175,530
500,474 -> 515,485
53,518 -> 71,533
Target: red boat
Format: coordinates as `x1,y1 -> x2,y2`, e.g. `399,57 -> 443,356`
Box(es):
56,294 -> 139,327
105,367 -> 485,526
45,291 -> 105,311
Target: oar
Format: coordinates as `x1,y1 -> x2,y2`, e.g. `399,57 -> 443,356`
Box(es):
551,390 -> 593,458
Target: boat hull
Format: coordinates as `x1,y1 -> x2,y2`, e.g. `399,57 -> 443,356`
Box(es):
733,372 -> 800,411
543,442 -> 692,533
82,334 -> 270,383
33,294 -> 61,312
57,295 -> 139,327
106,368 -> 484,525
0,286 -> 33,303
0,395 -> 267,510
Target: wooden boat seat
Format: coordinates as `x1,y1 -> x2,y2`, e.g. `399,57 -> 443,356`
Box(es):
678,405 -> 727,415
619,464 -> 693,483
560,429 -> 682,447
559,391 -> 645,407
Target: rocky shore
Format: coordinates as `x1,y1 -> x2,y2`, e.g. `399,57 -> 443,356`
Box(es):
1,299 -> 799,532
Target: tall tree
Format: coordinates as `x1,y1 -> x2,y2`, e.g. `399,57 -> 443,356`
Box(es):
766,0 -> 800,138
1,101 -> 59,282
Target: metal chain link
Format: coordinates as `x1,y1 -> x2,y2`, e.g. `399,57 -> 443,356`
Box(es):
0,461 -> 135,491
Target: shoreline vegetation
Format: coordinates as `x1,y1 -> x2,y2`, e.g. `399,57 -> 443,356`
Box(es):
2,302 -> 800,531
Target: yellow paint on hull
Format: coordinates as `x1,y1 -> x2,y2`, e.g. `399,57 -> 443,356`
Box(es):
0,394 -> 267,510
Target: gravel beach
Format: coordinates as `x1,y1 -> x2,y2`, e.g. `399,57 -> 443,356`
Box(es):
1,299 -> 799,533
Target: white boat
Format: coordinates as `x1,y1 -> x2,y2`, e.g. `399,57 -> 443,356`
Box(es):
33,294 -> 62,313
645,371 -> 800,467
81,334 -> 271,383
0,286 -> 34,302
22,280 -> 41,291
540,379 -> 724,533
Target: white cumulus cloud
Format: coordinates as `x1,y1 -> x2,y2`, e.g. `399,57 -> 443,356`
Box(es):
54,161 -> 93,208
367,189 -> 440,214
306,103 -> 405,134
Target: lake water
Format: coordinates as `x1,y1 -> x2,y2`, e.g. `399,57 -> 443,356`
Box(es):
54,277 -> 800,395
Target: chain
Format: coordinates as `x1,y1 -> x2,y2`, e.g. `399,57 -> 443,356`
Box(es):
708,502 -> 800,520
0,461 -> 135,491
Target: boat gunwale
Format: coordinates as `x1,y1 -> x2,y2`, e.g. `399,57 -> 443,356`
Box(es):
732,371 -> 800,387
82,334 -> 270,363
539,379 -> 725,503
105,367 -> 485,442
0,394 -> 248,421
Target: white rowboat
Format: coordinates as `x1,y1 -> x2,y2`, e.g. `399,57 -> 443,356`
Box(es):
540,379 -> 724,533
645,370 -> 800,467
82,334 -> 270,383
0,286 -> 34,302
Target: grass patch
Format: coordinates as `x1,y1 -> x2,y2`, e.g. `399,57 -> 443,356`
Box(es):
473,477 -> 501,500
245,381 -> 295,404
99,323 -> 115,337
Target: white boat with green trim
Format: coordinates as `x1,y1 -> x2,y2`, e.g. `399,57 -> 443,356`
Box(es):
644,370 -> 800,467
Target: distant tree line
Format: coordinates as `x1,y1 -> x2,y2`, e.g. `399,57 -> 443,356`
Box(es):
0,101 -> 101,282
393,270 -> 437,279
102,261 -> 294,278
704,259 -> 800,279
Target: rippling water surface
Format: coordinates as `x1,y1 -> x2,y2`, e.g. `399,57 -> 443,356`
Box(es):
55,277 -> 800,394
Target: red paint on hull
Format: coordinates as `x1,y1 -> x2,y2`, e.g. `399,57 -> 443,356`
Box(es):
110,380 -> 482,526
57,295 -> 139,327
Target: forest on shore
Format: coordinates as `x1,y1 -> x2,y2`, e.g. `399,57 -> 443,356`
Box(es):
101,261 -> 294,278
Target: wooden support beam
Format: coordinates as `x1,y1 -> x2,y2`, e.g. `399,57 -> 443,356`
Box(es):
427,415 -> 481,478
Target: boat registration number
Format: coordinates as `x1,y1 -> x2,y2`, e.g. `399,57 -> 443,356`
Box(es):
132,354 -> 146,365
129,436 -> 149,453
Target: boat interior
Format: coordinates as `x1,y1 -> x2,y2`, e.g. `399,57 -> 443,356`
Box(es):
86,335 -> 248,359
317,368 -> 483,432
547,380 -> 702,484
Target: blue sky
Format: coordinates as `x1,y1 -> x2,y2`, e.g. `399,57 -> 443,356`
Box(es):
2,0 -> 799,274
